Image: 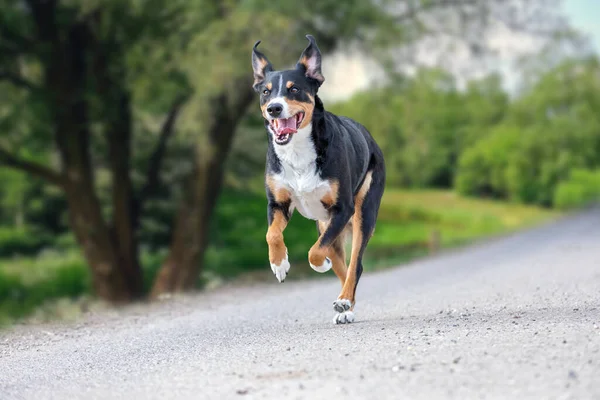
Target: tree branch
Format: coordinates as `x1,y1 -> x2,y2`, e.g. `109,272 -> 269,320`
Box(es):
0,71 -> 38,91
0,24 -> 33,51
132,94 -> 188,225
0,148 -> 64,187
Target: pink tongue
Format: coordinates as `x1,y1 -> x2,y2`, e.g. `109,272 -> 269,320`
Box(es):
277,117 -> 296,135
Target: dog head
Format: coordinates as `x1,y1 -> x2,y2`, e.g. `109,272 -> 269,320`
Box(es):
252,35 -> 325,146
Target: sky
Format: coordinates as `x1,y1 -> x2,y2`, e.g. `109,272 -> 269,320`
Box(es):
320,0 -> 600,103
564,0 -> 600,53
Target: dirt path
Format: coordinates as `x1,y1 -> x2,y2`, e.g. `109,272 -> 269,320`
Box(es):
1,210 -> 599,399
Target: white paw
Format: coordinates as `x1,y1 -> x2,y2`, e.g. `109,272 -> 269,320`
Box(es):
333,311 -> 355,325
310,257 -> 332,273
332,298 -> 352,313
270,252 -> 290,283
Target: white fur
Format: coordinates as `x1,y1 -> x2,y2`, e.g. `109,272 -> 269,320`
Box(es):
305,57 -> 319,78
333,311 -> 355,324
333,298 -> 352,313
265,96 -> 290,119
270,123 -> 332,222
333,299 -> 355,325
277,74 -> 284,97
310,256 -> 332,273
270,251 -> 290,283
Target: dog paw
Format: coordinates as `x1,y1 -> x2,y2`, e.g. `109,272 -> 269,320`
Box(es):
310,256 -> 332,273
270,252 -> 290,283
332,298 -> 352,313
333,310 -> 355,325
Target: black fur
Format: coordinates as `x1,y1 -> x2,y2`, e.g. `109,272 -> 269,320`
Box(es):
254,35 -> 386,322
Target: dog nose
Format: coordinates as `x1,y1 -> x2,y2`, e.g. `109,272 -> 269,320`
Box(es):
267,103 -> 283,117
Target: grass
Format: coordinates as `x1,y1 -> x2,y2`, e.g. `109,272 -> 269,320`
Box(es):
0,188 -> 560,326
0,250 -> 90,326
366,189 -> 559,269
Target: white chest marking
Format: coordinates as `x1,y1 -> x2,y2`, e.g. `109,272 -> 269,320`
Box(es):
270,123 -> 331,222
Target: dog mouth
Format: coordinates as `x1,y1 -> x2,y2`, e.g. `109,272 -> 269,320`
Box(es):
270,112 -> 305,145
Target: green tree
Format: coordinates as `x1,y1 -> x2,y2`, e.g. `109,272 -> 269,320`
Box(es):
459,73 -> 509,149
456,56 -> 600,206
332,69 -> 509,188
1,0 -> 192,301
0,0 -> 571,302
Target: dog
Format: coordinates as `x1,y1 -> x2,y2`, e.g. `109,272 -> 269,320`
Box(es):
251,35 -> 386,324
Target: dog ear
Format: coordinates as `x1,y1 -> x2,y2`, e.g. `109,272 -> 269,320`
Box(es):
252,41 -> 273,90
296,35 -> 325,87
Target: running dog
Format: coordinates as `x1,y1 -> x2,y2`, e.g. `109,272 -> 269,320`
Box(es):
251,35 -> 386,324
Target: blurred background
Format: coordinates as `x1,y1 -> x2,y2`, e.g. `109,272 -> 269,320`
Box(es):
0,0 -> 599,326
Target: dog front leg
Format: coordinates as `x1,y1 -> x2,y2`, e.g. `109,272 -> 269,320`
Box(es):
265,180 -> 293,282
308,204 -> 353,273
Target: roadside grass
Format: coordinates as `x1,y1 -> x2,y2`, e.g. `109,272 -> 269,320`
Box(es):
0,189 -> 560,326
365,189 -> 560,269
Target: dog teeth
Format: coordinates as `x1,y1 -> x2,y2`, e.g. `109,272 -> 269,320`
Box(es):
276,134 -> 290,143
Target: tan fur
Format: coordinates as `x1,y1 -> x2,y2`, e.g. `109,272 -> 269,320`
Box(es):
339,172 -> 373,305
329,246 -> 348,285
266,175 -> 291,203
265,176 -> 292,265
320,180 -> 339,209
308,220 -> 330,268
263,90 -> 315,129
298,56 -> 311,73
307,180 -> 341,266
286,81 -> 294,89
319,220 -> 348,285
253,58 -> 270,87
308,241 -> 329,268
284,98 -> 314,129
266,211 -> 288,265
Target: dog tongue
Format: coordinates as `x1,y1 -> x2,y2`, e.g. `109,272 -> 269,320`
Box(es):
277,117 -> 297,136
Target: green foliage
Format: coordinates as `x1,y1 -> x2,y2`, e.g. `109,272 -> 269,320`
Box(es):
330,69 -> 508,188
553,169 -> 600,210
0,252 -> 90,326
0,227 -> 53,257
370,189 -> 558,266
0,0 -> 590,320
0,188 -> 558,325
456,56 -> 600,207
455,124 -> 522,199
205,190 -> 316,276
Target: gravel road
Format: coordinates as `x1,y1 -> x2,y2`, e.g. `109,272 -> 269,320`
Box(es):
1,209 -> 599,400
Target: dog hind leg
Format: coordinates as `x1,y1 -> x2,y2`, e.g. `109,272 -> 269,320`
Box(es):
333,170 -> 384,324
316,221 -> 348,286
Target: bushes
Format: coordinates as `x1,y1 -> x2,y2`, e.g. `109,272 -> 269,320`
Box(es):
0,226 -> 54,257
207,190 -> 317,275
329,69 -> 497,189
0,252 -> 90,325
553,169 -> 600,210
456,114 -> 600,208
455,125 -> 521,199
456,57 -> 600,207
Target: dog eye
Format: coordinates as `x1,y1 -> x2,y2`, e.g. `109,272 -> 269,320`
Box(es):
262,89 -> 270,96
289,86 -> 299,93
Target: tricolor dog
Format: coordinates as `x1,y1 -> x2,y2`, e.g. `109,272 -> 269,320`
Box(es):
251,35 -> 386,324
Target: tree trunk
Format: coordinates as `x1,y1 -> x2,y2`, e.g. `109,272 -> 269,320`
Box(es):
150,181 -> 207,296
42,15 -> 141,303
151,86 -> 254,296
88,14 -> 146,299
105,87 -> 144,298
64,180 -> 134,302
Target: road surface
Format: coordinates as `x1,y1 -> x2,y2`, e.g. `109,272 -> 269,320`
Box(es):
1,209 -> 599,400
